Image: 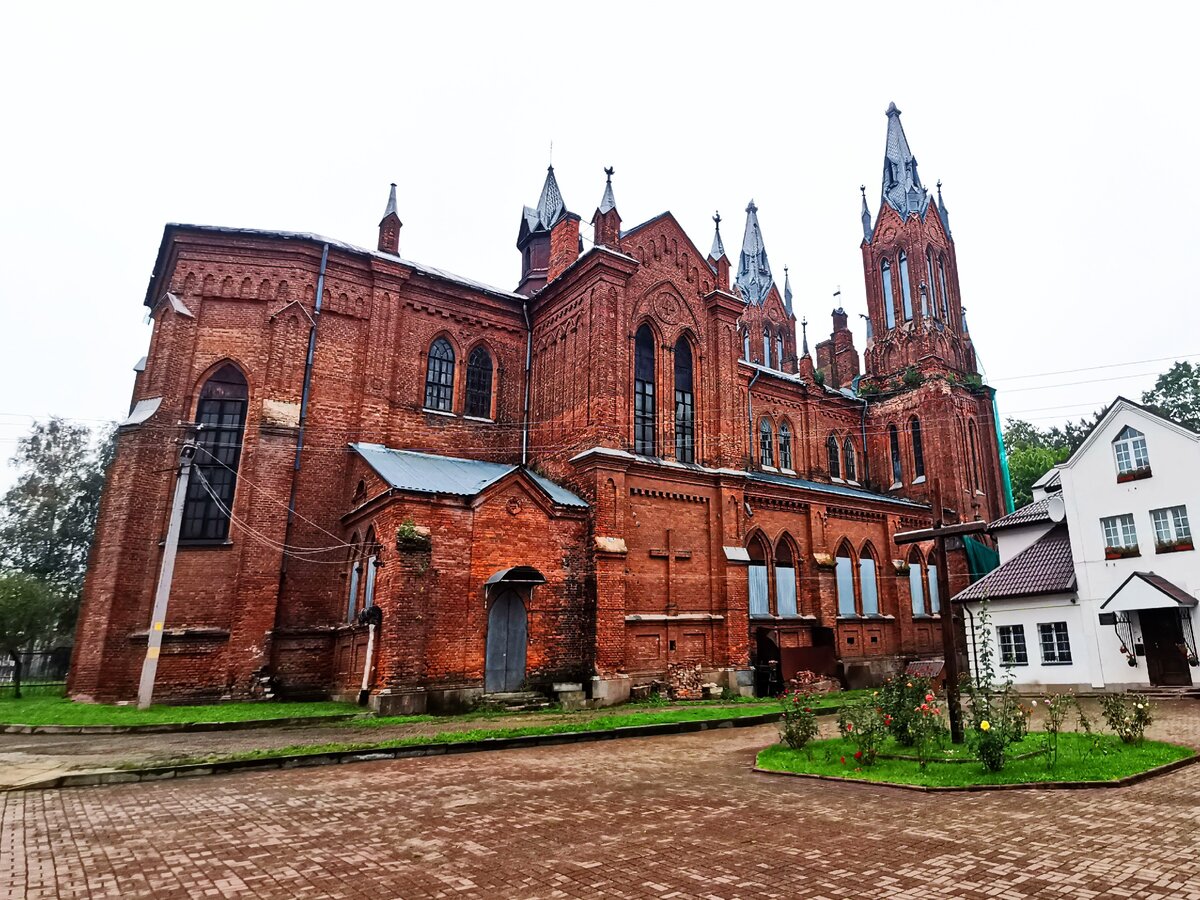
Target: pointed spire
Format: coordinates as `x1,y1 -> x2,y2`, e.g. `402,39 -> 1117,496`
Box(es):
735,200 -> 774,305
536,165 -> 566,229
381,183 -> 399,222
783,265 -> 794,316
860,185 -> 873,242
881,102 -> 929,217
709,211 -> 726,260
936,178 -> 953,238
801,316 -> 809,356
597,166 -> 617,214
377,182 -> 402,254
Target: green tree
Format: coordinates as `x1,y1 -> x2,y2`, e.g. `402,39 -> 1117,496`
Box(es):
1142,361 -> 1200,432
0,572 -> 66,698
0,418 -> 115,632
1003,418 -> 1072,508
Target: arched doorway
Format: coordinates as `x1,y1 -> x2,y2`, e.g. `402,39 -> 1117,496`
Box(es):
486,589 -> 527,693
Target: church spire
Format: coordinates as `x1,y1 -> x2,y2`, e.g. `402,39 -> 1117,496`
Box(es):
860,185 -> 873,243
783,265 -> 794,316
881,102 -> 929,217
592,166 -> 621,248
735,200 -> 773,306
801,316 -> 809,356
378,182 -> 402,254
536,165 -> 566,229
936,179 -> 953,239
597,166 -> 616,215
709,211 -> 726,260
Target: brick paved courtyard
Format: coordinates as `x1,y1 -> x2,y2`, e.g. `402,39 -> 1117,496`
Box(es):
5,703 -> 1200,899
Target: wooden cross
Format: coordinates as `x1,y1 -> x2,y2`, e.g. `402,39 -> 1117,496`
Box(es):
650,529 -> 691,613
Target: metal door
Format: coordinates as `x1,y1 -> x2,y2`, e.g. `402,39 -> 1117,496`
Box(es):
1141,609 -> 1192,686
485,589 -> 527,693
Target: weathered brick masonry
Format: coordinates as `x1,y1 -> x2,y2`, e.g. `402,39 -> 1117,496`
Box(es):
70,105 -> 1008,707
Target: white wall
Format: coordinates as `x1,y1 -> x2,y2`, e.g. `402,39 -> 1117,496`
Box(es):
964,595 -> 1090,689
995,521 -> 1054,561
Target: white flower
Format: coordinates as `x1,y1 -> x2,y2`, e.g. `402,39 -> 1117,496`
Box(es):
1136,703 -> 1144,709
1031,700 -> 1038,707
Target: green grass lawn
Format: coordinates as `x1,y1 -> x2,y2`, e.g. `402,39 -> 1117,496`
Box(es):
756,732 -> 1195,787
0,696 -> 362,727
146,705 -> 789,767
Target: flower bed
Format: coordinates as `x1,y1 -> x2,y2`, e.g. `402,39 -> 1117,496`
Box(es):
755,732 -> 1194,788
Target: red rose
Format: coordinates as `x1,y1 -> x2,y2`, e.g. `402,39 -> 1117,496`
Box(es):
854,750 -> 863,760
845,722 -> 853,732
840,756 -> 846,764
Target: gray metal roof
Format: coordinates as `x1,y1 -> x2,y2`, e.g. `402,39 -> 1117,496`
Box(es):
380,183 -> 399,222
735,200 -> 774,306
860,186 -> 873,242
881,103 -> 930,218
351,444 -> 587,508
158,224 -> 525,303
597,168 -> 616,215
745,469 -> 925,509
783,267 -> 794,316
709,213 -> 726,260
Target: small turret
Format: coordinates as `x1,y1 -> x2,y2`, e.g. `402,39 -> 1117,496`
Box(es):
378,183 -> 402,255
707,211 -> 730,291
516,166 -> 569,295
592,167 -> 621,249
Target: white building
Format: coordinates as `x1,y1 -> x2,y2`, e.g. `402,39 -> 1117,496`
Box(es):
956,398 -> 1199,692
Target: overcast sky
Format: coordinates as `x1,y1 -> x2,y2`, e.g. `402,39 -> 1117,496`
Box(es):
1,2 -> 1196,487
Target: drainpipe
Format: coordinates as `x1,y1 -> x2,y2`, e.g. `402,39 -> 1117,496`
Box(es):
521,299 -> 532,466
746,367 -> 761,467
280,242 -> 330,583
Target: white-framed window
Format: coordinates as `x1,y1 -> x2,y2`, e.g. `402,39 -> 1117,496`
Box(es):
997,624 -> 1028,666
1037,622 -> 1072,665
1101,513 -> 1139,554
1151,505 -> 1192,550
1112,426 -> 1150,479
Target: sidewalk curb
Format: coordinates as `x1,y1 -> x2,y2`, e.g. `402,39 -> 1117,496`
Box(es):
10,708 -> 816,791
2,713 -> 362,736
750,750 -> 1200,792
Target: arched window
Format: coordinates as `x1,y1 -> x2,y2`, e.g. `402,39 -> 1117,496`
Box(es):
775,538 -> 798,617
938,256 -> 950,320
926,248 -> 938,318
859,545 -> 879,616
827,434 -> 841,478
1112,425 -> 1150,479
362,527 -> 379,612
763,327 -> 772,367
775,330 -> 786,370
748,533 -> 770,618
889,423 -> 903,486
424,338 -> 455,412
835,543 -> 856,617
182,364 -> 248,542
778,422 -> 793,470
908,549 -> 926,616
464,346 -> 493,419
742,328 -> 751,361
928,560 -> 941,614
911,416 -> 925,479
968,420 -> 981,491
346,533 -> 361,623
674,337 -> 695,463
881,258 -> 896,329
759,418 -> 775,467
898,251 -> 914,321
634,325 -> 656,455
843,438 -> 856,482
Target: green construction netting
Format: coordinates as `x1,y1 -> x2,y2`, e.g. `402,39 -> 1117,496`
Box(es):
964,535 -> 1000,583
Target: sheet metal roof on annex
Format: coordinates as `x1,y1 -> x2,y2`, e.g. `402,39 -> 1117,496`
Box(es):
953,525 -> 1076,602
350,444 -> 588,508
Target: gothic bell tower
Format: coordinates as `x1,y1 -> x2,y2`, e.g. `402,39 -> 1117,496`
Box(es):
860,103 -> 977,381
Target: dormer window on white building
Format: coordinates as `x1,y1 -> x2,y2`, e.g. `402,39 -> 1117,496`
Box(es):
1101,513 -> 1139,559
1151,505 -> 1192,553
1112,426 -> 1151,482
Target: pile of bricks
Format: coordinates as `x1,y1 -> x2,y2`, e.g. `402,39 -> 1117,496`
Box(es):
667,663 -> 704,700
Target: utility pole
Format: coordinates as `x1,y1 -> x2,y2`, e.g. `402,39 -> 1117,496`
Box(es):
137,429 -> 198,710
894,479 -> 989,744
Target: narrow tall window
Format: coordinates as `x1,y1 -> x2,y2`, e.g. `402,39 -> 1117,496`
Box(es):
926,248 -> 938,318
182,364 -> 248,542
881,258 -> 896,329
836,547 -> 856,617
346,555 -> 361,623
908,552 -> 925,616
889,423 -> 903,486
634,325 -> 656,455
775,330 -> 786,370
763,327 -> 772,367
674,337 -> 695,463
1112,426 -> 1150,480
968,420 -> 981,491
775,540 -> 797,617
928,563 -> 940,613
464,346 -> 493,418
748,537 -> 769,618
938,256 -> 950,320
898,250 -> 914,321
859,548 -> 879,616
742,328 -> 750,361
827,434 -> 840,478
911,417 -> 925,479
778,422 -> 793,470
759,419 -> 774,467
843,438 -> 856,482
424,338 -> 455,411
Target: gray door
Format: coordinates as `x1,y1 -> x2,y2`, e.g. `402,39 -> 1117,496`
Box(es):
485,589 -> 527,693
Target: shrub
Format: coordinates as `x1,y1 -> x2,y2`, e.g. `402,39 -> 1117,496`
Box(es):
1100,693 -> 1154,743
778,690 -> 820,751
836,696 -> 889,765
877,676 -> 934,746
909,690 -> 947,768
902,366 -> 924,387
961,601 -> 1030,771
1035,693 -> 1075,768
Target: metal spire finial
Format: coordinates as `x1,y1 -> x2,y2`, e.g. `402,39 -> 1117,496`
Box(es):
801,316 -> 809,356
597,166 -> 617,215
709,211 -> 726,260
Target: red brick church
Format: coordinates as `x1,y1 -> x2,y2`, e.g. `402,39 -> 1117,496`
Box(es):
70,104 -> 1011,711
